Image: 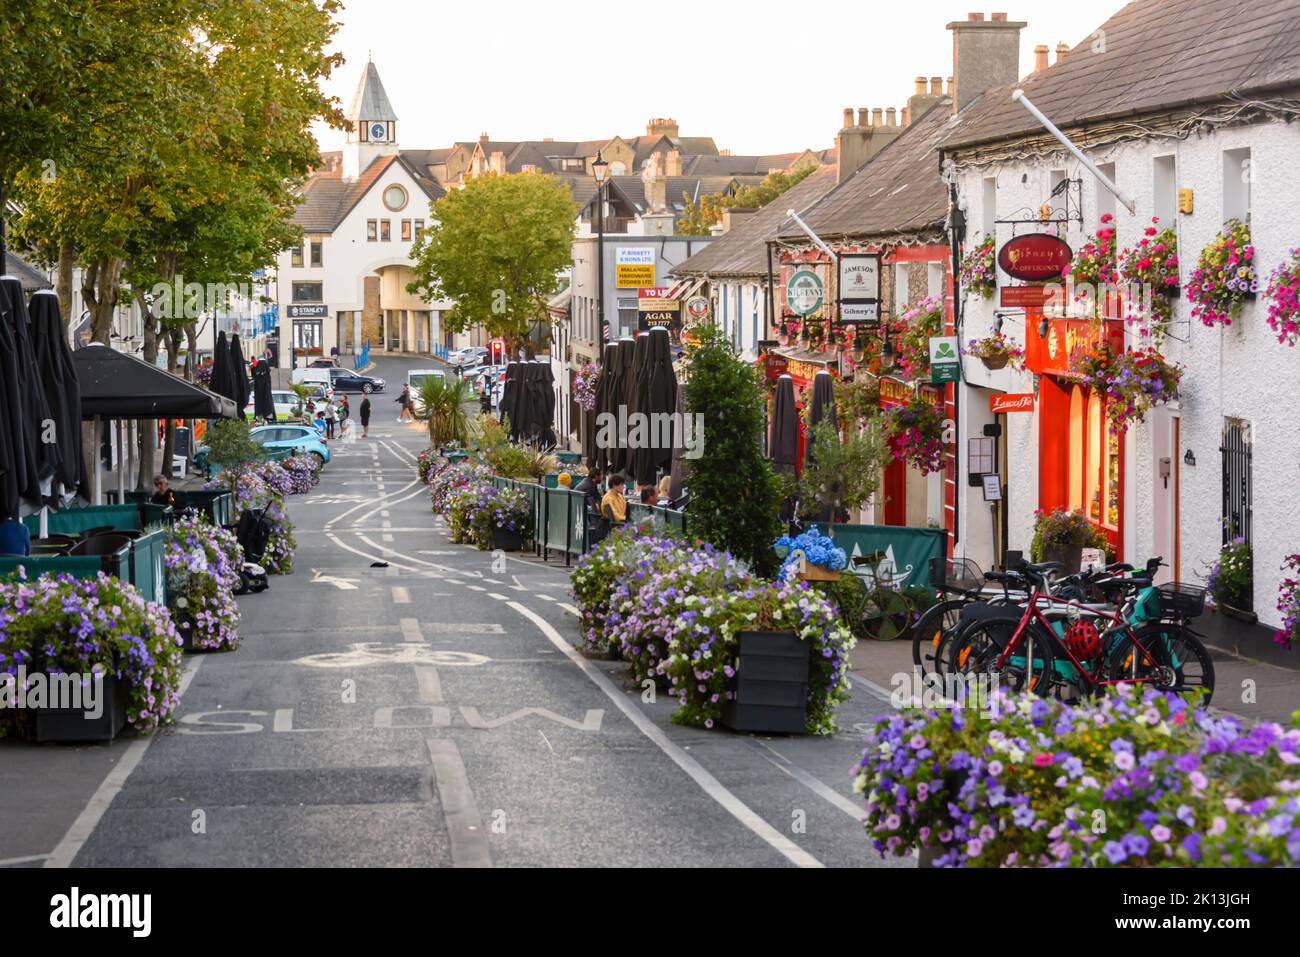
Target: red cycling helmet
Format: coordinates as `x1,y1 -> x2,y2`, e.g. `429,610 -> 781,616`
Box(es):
1067,620 -> 1103,660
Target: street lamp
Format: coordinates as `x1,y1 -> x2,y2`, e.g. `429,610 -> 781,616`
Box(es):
592,150 -> 609,347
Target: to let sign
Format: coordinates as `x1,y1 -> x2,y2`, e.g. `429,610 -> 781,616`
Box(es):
990,392 -> 1035,414
997,234 -> 1072,282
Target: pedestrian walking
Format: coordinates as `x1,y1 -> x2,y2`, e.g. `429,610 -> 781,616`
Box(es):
360,395 -> 372,437
338,395 -> 350,423
396,384 -> 413,423
323,398 -> 337,439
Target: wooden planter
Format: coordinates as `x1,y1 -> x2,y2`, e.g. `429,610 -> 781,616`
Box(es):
33,674 -> 129,743
798,560 -> 841,582
720,630 -> 811,734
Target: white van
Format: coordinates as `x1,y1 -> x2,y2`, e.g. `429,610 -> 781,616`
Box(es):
406,369 -> 445,392
290,367 -> 333,391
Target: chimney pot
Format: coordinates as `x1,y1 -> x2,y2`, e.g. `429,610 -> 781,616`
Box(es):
871,107 -> 884,127
1034,44 -> 1049,72
947,76 -> 954,95
1056,41 -> 1069,62
886,107 -> 897,126
968,12 -> 984,21
930,76 -> 943,95
915,76 -> 928,95
901,106 -> 911,126
843,107 -> 855,128
858,107 -> 870,126
992,12 -> 1007,22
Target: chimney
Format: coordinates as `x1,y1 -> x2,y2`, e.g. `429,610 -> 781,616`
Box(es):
543,136 -> 554,143
886,107 -> 897,127
947,76 -> 954,95
948,11 -> 1028,113
930,76 -> 943,95
721,208 -> 757,234
664,147 -> 682,177
871,107 -> 884,127
843,107 -> 855,129
909,74 -> 945,125
915,77 -> 928,95
858,107 -> 870,126
646,117 -> 680,139
1055,41 -> 1069,63
479,132 -> 489,142
1034,44 -> 1049,72
837,99 -> 906,184
901,106 -> 911,126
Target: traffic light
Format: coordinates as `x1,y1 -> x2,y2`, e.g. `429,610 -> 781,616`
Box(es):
489,338 -> 505,365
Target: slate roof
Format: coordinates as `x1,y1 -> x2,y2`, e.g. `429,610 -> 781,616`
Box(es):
348,61 -> 398,122
777,99 -> 955,243
672,164 -> 839,278
940,0 -> 1300,152
293,154 -> 445,234
3,250 -> 53,291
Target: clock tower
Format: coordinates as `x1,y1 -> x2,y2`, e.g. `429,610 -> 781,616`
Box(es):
343,58 -> 399,181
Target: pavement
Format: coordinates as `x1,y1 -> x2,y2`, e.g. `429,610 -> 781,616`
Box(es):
0,352 -> 904,870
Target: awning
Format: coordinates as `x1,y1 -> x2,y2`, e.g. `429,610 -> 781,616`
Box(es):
73,343 -> 239,419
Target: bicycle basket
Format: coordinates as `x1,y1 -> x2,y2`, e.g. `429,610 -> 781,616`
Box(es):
928,557 -> 984,594
1155,582 -> 1207,619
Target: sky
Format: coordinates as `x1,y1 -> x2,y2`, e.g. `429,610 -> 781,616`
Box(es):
311,0 -> 1133,158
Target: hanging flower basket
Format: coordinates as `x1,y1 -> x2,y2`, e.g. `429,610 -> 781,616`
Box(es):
1187,219 -> 1257,327
573,362 -> 599,411
959,235 -> 996,300
884,395 -> 945,474
1117,217 -> 1181,340
964,332 -> 1024,372
1272,554 -> 1300,650
1263,248 -> 1300,348
1070,343 -> 1182,430
896,295 -> 944,379
1065,215 -> 1119,316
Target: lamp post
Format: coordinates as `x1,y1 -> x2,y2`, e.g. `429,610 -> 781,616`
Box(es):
592,150 -> 609,347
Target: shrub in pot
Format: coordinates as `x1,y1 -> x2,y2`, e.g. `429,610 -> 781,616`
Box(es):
1029,508 -> 1108,573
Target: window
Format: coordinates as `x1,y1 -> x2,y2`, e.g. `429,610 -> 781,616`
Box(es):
292,320 -> 322,350
291,281 -> 323,302
1153,155 -> 1177,226
1223,147 -> 1251,223
414,219 -> 425,240
1049,168 -> 1067,220
1096,163 -> 1116,223
367,219 -> 378,242
894,262 -> 910,311
290,245 -> 304,267
982,176 -> 997,236
383,184 -> 408,212
310,241 -> 323,267
1068,385 -> 1119,531
927,262 -> 944,299
401,219 -> 412,242
380,219 -> 391,242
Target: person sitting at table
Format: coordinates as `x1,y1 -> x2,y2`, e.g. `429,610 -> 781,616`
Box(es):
640,486 -> 659,507
600,473 -> 628,524
575,467 -> 603,512
151,474 -> 177,507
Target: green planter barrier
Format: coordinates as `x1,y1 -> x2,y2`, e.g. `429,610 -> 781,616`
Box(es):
24,504 -> 140,536
125,490 -> 232,525
824,524 -> 947,596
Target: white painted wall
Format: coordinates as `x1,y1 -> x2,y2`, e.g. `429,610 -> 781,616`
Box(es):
949,116 -> 1300,628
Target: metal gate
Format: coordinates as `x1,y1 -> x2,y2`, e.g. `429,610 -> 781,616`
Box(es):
1220,417 -> 1252,545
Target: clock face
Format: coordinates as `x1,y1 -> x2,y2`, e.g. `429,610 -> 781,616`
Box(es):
369,122 -> 387,141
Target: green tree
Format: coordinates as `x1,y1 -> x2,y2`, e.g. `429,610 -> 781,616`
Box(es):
676,162 -> 819,236
407,171 -> 576,350
797,416 -> 888,519
682,323 -> 782,575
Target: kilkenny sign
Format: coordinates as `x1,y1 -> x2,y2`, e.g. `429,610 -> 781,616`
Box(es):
785,268 -> 824,316
997,234 -> 1072,282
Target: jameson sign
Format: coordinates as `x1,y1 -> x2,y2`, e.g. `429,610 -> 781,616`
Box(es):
839,253 -> 880,299
785,268 -> 824,316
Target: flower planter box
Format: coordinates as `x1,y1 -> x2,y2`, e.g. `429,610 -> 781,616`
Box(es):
979,354 -> 1010,370
173,607 -> 197,653
33,674 -> 129,743
720,630 -> 810,735
1040,544 -> 1083,575
798,560 -> 841,582
491,527 -> 524,552
1219,603 -> 1258,625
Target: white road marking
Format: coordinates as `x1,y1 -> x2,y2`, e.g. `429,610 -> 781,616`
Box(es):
324,478 -> 420,529
46,657 -> 205,868
425,738 -> 492,868
466,585 -> 485,592
506,602 -> 822,869
400,618 -> 423,641
415,666 -> 443,702
487,592 -> 507,601
311,569 -> 359,590
460,705 -> 603,731
382,533 -> 394,542
391,586 -> 410,604
0,853 -> 50,867
752,740 -> 865,821
559,603 -> 580,616
535,594 -> 556,602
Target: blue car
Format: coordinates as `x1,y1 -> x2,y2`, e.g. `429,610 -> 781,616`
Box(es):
249,424 -> 331,466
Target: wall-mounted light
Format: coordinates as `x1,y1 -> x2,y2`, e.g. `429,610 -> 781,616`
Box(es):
1184,449 -> 1196,467
993,314 -> 1003,334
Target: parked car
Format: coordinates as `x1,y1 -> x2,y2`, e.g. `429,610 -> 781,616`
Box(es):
292,366 -> 386,394
406,368 -> 445,392
448,346 -> 489,368
243,390 -> 307,420
308,357 -> 339,368
249,424 -> 331,466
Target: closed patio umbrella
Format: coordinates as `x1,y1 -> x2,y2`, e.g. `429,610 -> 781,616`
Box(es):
587,342 -> 618,469
539,361 -> 557,449
769,374 -> 799,475
29,290 -> 84,498
499,361 -> 520,435
230,333 -> 251,417
634,326 -> 675,487
804,369 -> 838,469
210,331 -> 236,404
1,275 -> 54,506
608,337 -> 636,475
251,357 -> 276,420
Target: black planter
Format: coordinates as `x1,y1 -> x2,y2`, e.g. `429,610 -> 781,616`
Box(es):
491,527 -> 524,552
33,674 -> 129,743
1040,544 -> 1083,575
720,630 -> 811,735
173,606 -> 197,653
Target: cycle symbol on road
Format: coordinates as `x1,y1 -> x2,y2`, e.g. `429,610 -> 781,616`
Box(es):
293,643 -> 491,668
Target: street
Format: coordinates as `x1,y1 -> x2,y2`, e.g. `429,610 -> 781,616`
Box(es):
1,356 -> 903,869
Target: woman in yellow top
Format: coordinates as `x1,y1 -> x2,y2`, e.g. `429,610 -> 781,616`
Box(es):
600,474 -> 628,523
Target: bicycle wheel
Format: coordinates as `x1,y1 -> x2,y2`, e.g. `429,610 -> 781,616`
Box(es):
862,588 -> 913,641
1102,624 -> 1215,705
911,599 -> 967,677
953,619 -> 1056,697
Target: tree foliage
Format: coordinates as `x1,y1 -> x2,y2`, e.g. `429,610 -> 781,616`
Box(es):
796,416 -> 888,519
676,162 -> 819,236
407,171 -> 576,346
682,323 -> 782,575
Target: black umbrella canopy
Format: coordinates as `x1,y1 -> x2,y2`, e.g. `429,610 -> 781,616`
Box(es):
1,275 -> 54,505
0,278 -> 25,518
29,290 -> 85,495
769,374 -> 799,475
500,361 -> 521,437
73,344 -> 239,419
608,337 -> 636,475
634,327 -> 676,486
586,342 -> 618,469
251,357 -> 276,420
804,369 -> 838,468
210,331 -> 235,403
230,333 -> 251,414
539,362 -> 557,449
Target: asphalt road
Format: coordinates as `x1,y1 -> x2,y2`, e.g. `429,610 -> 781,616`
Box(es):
6,354 -> 906,869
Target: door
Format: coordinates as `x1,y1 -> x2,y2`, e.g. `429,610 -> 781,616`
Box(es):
883,458 -> 906,526
1150,409 -> 1179,585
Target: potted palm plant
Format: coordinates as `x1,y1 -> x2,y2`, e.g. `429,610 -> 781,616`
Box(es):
420,375 -> 475,448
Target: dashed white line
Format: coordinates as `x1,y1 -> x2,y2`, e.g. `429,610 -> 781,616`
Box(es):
487,592 -> 507,601
392,586 -> 410,604
535,593 -> 557,602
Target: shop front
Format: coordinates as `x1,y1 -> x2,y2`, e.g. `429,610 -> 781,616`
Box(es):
878,376 -> 944,528
1026,313 -> 1127,557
